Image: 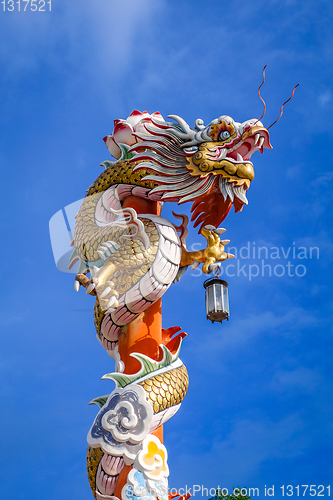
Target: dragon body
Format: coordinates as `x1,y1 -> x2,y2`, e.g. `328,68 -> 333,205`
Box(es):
72,110 -> 271,500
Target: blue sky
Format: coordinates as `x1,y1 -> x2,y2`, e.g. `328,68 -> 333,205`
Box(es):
1,1 -> 332,499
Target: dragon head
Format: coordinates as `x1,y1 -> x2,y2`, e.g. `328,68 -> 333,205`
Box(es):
103,110 -> 272,231
178,115 -> 272,230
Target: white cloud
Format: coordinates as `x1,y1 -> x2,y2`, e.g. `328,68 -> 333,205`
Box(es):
286,164 -> 302,180
271,367 -> 322,393
312,171 -> 333,187
295,231 -> 333,256
172,413 -> 307,487
310,284 -> 328,296
211,414 -> 307,475
318,91 -> 332,107
0,0 -> 164,78
190,307 -> 320,360
0,311 -> 25,327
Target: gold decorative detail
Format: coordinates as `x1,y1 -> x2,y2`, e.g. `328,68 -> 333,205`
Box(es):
76,217 -> 160,334
136,435 -> 169,481
209,120 -> 236,141
75,161 -> 157,264
241,125 -> 270,142
152,385 -> 160,395
138,364 -> 189,414
180,226 -> 234,274
186,142 -> 254,187
87,446 -> 104,499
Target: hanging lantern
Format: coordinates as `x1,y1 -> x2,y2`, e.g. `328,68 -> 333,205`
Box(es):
203,277 -> 229,323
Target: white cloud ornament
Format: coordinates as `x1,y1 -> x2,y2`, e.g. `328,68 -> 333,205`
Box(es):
88,385 -> 153,464
134,435 -> 169,481
121,468 -> 168,500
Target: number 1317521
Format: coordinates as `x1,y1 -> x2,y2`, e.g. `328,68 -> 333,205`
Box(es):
1,0 -> 51,11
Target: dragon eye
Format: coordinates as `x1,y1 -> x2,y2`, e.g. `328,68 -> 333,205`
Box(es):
219,130 -> 231,141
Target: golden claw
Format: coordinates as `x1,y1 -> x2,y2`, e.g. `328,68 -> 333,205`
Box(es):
74,272 -> 119,312
180,226 -> 233,274
75,273 -> 97,295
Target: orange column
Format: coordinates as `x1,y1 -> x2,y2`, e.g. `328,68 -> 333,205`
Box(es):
114,196 -> 164,498
118,298 -> 163,374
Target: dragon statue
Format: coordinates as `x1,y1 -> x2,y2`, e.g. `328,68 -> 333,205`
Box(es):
70,108 -> 272,500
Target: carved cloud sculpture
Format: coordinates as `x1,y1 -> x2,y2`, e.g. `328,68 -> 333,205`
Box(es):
88,385 -> 153,464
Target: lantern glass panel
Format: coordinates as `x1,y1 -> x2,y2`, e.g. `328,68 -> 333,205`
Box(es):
223,285 -> 229,315
206,284 -> 215,314
214,283 -> 223,311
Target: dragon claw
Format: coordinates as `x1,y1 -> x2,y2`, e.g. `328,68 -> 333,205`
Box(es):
95,278 -> 120,311
106,307 -> 117,314
214,228 -> 226,234
180,226 -> 232,273
107,296 -> 119,309
191,261 -> 201,270
86,282 -> 97,294
102,293 -> 119,314
208,262 -> 221,273
100,286 -> 112,299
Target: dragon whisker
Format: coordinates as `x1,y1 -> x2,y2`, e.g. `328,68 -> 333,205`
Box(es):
267,83 -> 300,130
253,64 -> 267,126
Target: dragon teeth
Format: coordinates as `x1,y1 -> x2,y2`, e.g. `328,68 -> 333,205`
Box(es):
254,133 -> 260,145
219,177 -> 228,201
219,148 -> 227,160
237,153 -> 243,162
219,177 -> 234,202
225,182 -> 234,202
233,185 -> 248,205
259,136 -> 265,148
